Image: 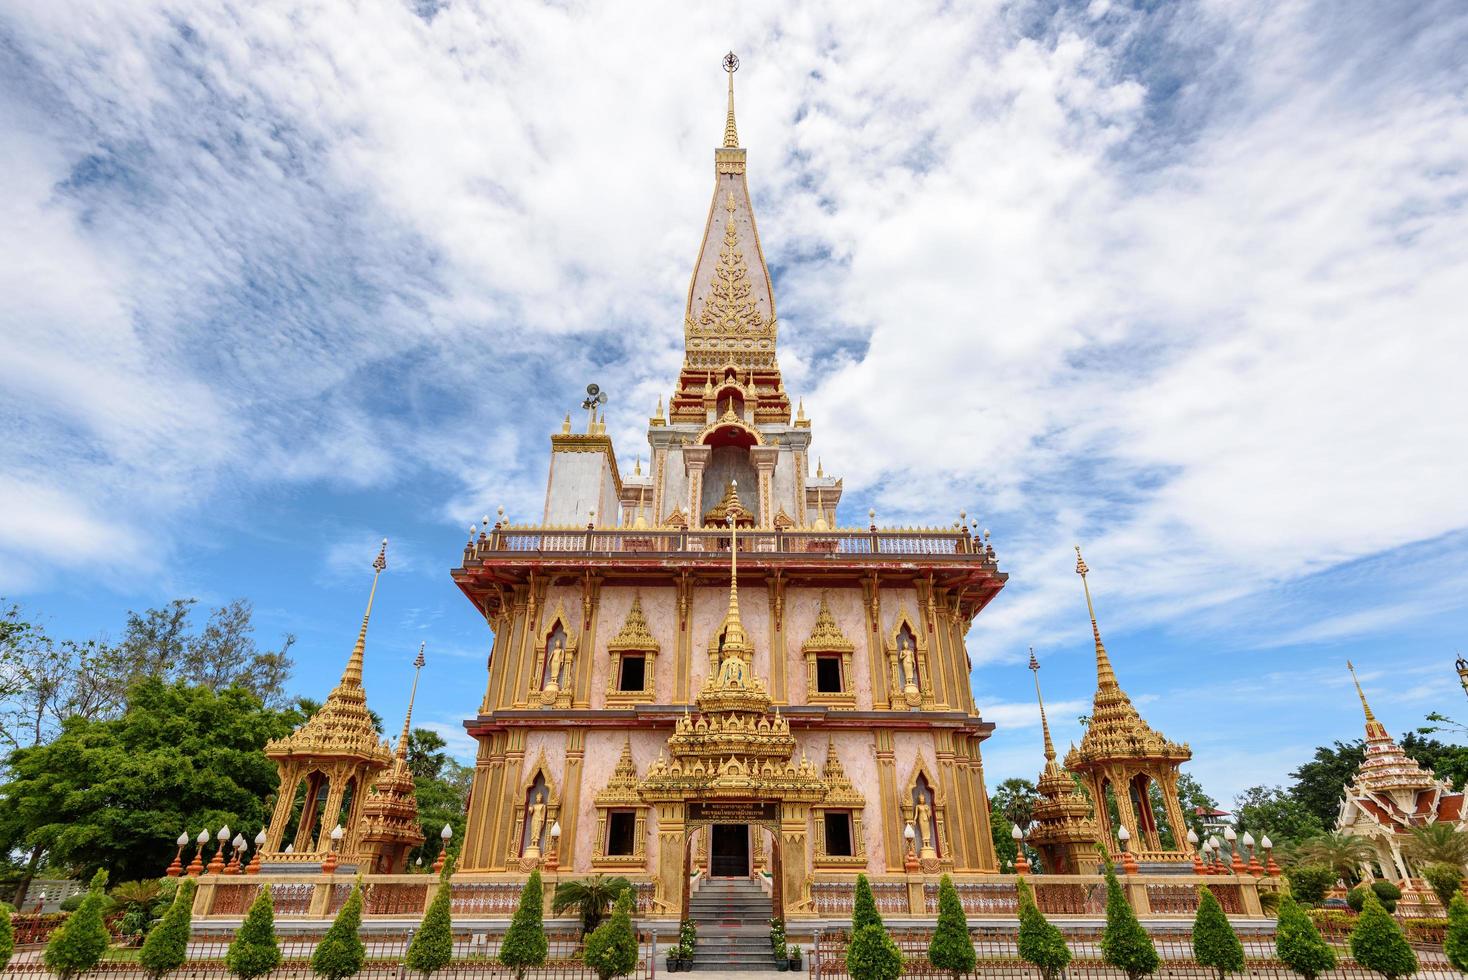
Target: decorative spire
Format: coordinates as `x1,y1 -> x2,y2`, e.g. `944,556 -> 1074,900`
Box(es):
722,488 -> 749,653
1074,546 -> 1118,690
395,642 -> 426,761
342,540 -> 388,688
1347,661 -> 1389,739
722,51 -> 740,148
1029,647 -> 1056,763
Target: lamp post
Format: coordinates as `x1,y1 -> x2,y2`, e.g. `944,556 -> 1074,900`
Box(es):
231,834 -> 249,875
1012,823 -> 1031,874
547,821 -> 561,872
322,824 -> 344,874
167,831 -> 189,877
247,830 -> 265,874
1261,835 -> 1280,877
1242,831 -> 1263,876
1117,825 -> 1138,874
432,823 -> 453,874
1187,828 -> 1204,875
209,825 -> 230,875
903,823 -> 918,872
1224,827 -> 1244,874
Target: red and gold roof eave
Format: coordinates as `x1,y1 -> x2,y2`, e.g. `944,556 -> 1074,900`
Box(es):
451,555 -> 1006,622
462,705 -> 996,743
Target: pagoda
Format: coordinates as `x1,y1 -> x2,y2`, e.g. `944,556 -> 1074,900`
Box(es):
1336,662 -> 1465,882
358,644 -> 428,873
1064,547 -> 1193,867
1025,651 -> 1101,874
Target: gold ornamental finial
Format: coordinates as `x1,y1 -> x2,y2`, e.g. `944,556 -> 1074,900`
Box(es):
1029,647 -> 1056,763
1074,545 -> 1119,691
721,483 -> 750,653
395,642 -> 426,761
342,539 -> 388,688
1346,661 -> 1386,737
722,51 -> 740,148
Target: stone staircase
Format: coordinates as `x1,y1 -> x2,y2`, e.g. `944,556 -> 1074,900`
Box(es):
687,877 -> 780,972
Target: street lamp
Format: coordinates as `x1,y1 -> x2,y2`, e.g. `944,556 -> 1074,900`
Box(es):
210,825 -> 231,875
1187,828 -> 1204,874
247,830 -> 265,874
323,824 -> 344,874
1224,826 -> 1241,874
548,821 -> 562,872
903,822 -> 918,871
188,829 -> 209,876
1241,831 -> 1262,875
1012,823 -> 1031,874
167,831 -> 189,877
433,823 -> 453,874
1260,835 -> 1279,876
1116,825 -> 1137,874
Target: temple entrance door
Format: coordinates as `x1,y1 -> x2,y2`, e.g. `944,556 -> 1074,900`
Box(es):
711,824 -> 750,877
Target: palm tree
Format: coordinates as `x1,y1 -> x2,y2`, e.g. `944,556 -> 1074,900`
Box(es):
551,875 -> 632,936
1293,834 -> 1378,884
1405,824 -> 1468,869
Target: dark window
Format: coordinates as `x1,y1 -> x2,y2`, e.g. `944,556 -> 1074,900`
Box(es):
619,654 -> 646,692
824,811 -> 854,856
816,656 -> 843,693
607,811 -> 637,856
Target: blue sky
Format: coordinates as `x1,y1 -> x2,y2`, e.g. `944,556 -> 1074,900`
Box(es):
2,0 -> 1466,807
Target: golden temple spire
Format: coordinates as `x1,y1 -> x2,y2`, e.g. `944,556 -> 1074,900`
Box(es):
395,642 -> 426,762
1074,545 -> 1119,691
342,539 -> 388,688
722,486 -> 748,651
1029,647 -> 1056,763
1347,661 -> 1389,738
722,51 -> 740,148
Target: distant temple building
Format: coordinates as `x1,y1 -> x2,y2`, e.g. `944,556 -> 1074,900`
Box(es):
1336,663 -> 1465,881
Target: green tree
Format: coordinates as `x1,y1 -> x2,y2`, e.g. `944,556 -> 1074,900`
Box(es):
1290,742 -> 1366,829
1274,894 -> 1336,980
0,679 -> 303,882
226,887 -> 281,980
583,890 -> 637,980
118,599 -> 294,708
1399,733 -> 1468,790
990,803 -> 1018,870
927,875 -> 974,979
853,873 -> 882,930
847,923 -> 902,980
1284,865 -> 1335,907
1445,894 -> 1468,973
407,862 -> 456,977
1174,773 -> 1220,841
1404,823 -> 1468,868
0,899 -> 14,974
1233,786 -> 1325,846
1422,862 -> 1463,911
991,778 -> 1039,828
407,733 -> 470,868
1191,887 -> 1244,980
139,878 -> 196,979
499,869 -> 546,979
1348,893 -> 1416,980
44,869 -> 110,980
311,881 -> 366,980
1292,834 -> 1375,885
1100,860 -> 1158,980
1015,876 -> 1070,980
552,875 -> 632,936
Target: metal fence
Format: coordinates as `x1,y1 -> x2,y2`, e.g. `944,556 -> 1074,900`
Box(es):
2,929 -> 656,980
811,928 -> 1459,980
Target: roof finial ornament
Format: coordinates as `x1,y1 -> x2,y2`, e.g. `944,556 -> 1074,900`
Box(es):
1346,661 -> 1386,738
722,51 -> 740,148
1029,647 -> 1057,763
395,642 -> 426,760
341,539 -> 388,688
1074,545 -> 1119,691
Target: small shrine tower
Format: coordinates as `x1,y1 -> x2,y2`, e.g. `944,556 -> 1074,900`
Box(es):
359,643 -> 429,873
261,542 -> 394,867
1025,650 -> 1101,874
1064,547 -> 1192,867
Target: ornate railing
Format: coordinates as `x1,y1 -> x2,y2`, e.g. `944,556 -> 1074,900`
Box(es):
467,525 -> 997,562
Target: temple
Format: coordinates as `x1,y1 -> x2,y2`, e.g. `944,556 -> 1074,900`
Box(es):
449,55 -> 1007,920
1336,663 -> 1466,881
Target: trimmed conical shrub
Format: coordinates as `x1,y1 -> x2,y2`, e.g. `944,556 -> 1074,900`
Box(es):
311,881 -> 366,980
928,875 -> 975,978
852,874 -> 882,931
1099,860 -> 1158,980
1445,894 -> 1468,973
0,900 -> 14,974
499,869 -> 547,980
227,887 -> 281,980
44,869 -> 111,980
408,861 -> 456,978
1016,876 -> 1071,980
140,878 -> 196,979
1275,894 -> 1336,980
1192,887 -> 1244,980
583,889 -> 636,980
847,923 -> 902,980
1349,892 -> 1417,980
